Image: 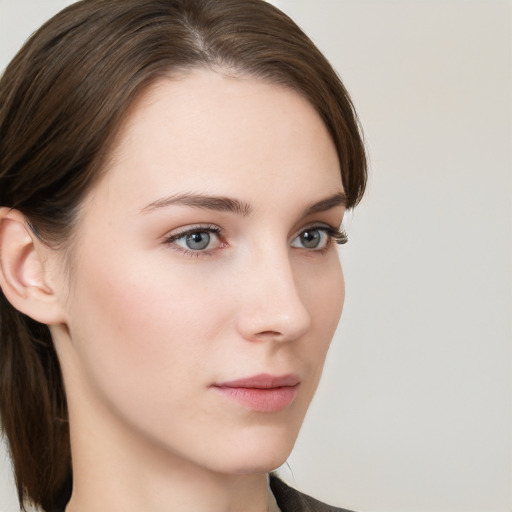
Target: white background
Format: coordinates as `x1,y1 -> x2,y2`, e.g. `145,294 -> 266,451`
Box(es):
1,1 -> 511,511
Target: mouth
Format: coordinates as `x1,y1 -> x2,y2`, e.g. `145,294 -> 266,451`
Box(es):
211,373 -> 300,413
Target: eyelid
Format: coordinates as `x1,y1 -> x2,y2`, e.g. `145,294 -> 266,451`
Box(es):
162,224 -> 224,257
294,223 -> 348,246
163,223 -> 221,242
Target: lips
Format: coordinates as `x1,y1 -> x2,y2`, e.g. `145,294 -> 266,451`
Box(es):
212,373 -> 300,413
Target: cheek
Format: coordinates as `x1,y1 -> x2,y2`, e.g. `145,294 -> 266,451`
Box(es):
302,252 -> 345,336
65,254 -> 223,406
296,253 -> 345,386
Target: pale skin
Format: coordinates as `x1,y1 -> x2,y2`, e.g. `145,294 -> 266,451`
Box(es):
0,70 -> 346,512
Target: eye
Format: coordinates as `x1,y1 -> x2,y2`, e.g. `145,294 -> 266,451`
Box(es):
291,228 -> 329,250
291,225 -> 348,250
164,225 -> 222,253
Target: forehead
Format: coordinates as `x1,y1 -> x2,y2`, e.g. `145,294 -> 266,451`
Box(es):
91,70 -> 342,209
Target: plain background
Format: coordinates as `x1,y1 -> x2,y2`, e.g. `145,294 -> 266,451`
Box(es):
1,1 -> 511,511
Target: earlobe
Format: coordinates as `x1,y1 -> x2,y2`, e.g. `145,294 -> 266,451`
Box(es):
0,208 -> 67,325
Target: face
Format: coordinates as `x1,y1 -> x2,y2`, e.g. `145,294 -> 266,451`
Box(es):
53,70 -> 346,475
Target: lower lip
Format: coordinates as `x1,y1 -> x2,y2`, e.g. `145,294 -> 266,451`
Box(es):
213,385 -> 298,413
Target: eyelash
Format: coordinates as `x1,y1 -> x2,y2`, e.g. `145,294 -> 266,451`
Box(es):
163,223 -> 348,257
320,226 -> 348,246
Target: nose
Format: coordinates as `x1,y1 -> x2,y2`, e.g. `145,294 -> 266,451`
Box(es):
234,248 -> 312,343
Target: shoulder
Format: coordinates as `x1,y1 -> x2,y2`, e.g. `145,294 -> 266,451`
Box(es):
269,475 -> 356,512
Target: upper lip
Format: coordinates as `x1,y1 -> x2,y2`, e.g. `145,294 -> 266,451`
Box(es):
214,373 -> 300,389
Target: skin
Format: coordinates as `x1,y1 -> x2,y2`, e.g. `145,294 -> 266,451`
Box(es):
42,70 -> 347,512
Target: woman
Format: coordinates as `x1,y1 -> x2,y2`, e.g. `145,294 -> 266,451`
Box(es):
0,0 -> 366,511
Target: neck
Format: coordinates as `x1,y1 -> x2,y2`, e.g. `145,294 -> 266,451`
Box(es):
67,466 -> 268,512
55,341 -> 271,512
65,413 -> 270,512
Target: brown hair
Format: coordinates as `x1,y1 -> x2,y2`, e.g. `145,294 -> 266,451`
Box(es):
0,0 -> 367,510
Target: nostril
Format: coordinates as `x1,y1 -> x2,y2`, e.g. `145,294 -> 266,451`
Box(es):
257,330 -> 282,337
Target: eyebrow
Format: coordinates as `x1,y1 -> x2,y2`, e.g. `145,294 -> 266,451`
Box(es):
141,191 -> 346,216
142,193 -> 252,216
302,192 -> 347,216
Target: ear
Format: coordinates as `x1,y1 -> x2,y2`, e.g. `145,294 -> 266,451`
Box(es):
0,208 -> 67,325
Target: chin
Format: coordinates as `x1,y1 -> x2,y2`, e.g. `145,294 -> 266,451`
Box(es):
209,425 -> 300,475
222,452 -> 291,476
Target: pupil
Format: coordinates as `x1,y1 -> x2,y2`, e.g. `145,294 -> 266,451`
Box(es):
301,230 -> 320,248
186,232 -> 210,250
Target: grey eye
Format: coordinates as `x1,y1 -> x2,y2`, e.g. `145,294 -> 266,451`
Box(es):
184,232 -> 211,250
300,230 -> 322,248
291,228 -> 329,250
166,226 -> 222,254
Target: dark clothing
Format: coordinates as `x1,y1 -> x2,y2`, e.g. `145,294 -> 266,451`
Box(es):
270,476 -> 355,512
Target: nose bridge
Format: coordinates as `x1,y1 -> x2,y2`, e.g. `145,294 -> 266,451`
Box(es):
235,242 -> 311,342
